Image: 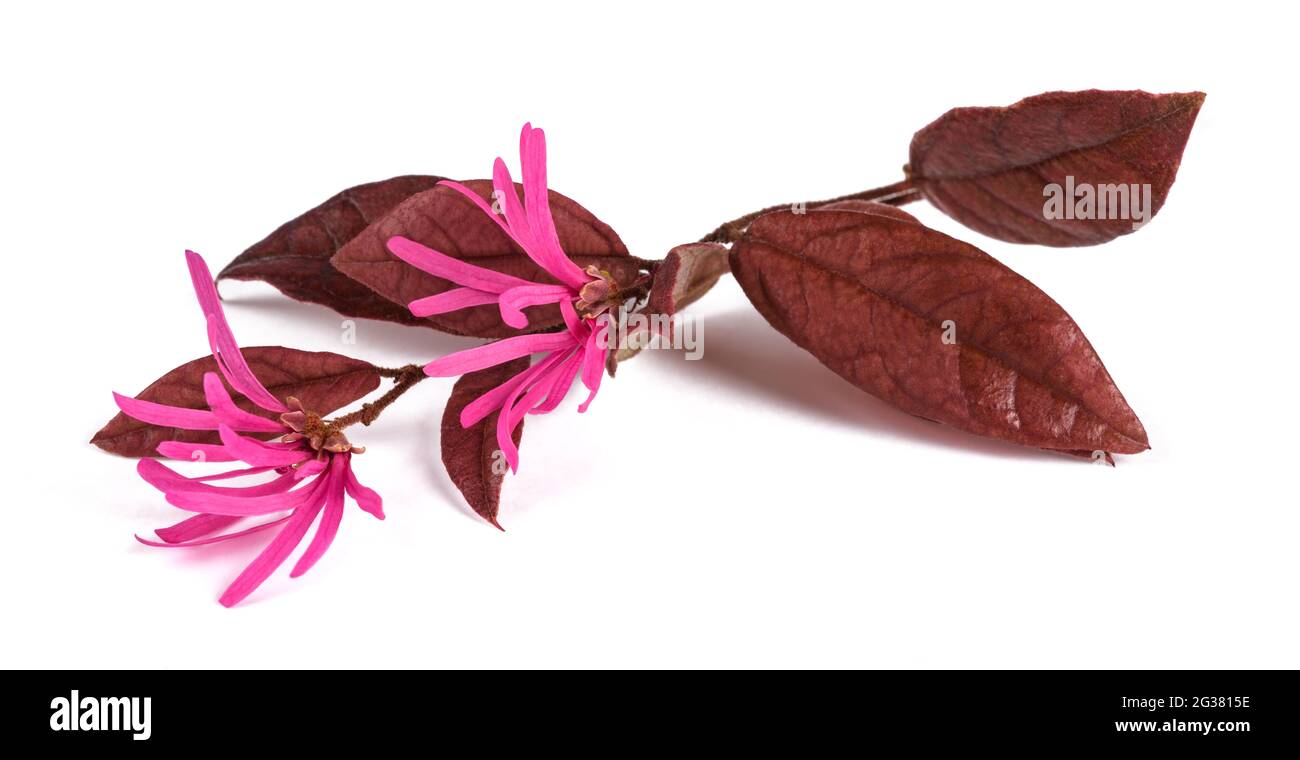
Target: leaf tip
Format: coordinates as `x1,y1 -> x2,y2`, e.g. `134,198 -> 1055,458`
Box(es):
1171,90 -> 1207,120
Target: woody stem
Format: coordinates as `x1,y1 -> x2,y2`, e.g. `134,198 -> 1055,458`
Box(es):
326,364 -> 427,432
698,177 -> 920,244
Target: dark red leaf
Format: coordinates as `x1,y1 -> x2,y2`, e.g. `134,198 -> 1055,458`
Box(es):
646,243 -> 730,317
217,175 -> 445,324
730,208 -> 1149,456
331,180 -> 645,338
92,347 -> 382,457
818,199 -> 920,224
908,89 -> 1205,246
441,358 -> 530,529
607,242 -> 731,375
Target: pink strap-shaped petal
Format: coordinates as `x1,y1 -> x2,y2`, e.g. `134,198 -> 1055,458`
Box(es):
493,148 -> 585,292
217,424 -> 308,468
217,485 -> 330,607
577,381 -> 601,414
460,347 -> 574,428
192,465 -> 278,481
492,157 -> 536,254
509,362 -> 566,427
560,297 -> 584,337
154,513 -> 242,544
341,455 -> 384,519
519,124 -> 588,290
409,287 -> 499,317
202,373 -> 285,433
206,316 -> 289,414
290,461 -> 347,578
458,359 -> 542,429
519,123 -> 551,242
496,359 -> 570,473
532,348 -> 582,414
423,331 -> 577,377
492,350 -> 583,472
156,441 -> 236,462
387,236 -> 530,292
165,470 -> 326,516
113,392 -> 219,430
493,371 -> 534,474
577,324 -> 607,413
293,458 -> 327,480
137,458 -> 297,498
147,465 -> 291,537
577,384 -> 602,414
498,284 -> 573,329
138,515 -> 293,549
438,180 -> 514,239
185,250 -> 225,324
187,251 -> 288,414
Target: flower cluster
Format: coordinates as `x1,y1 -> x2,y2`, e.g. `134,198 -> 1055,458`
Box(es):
112,123 -> 613,606
113,252 -> 382,607
389,123 -> 617,472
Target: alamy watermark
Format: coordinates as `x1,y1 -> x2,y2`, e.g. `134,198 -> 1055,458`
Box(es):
597,309 -> 703,360
49,690 -> 151,740
1043,176 -> 1151,230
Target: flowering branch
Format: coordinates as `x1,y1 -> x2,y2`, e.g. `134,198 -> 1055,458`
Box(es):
93,89 -> 1206,606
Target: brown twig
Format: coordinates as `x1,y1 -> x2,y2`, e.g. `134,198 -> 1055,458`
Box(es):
326,364 -> 426,432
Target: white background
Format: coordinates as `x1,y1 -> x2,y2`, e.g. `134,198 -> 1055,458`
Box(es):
3,1 -> 1296,668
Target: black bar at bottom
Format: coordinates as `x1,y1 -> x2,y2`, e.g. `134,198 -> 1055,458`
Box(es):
1,670 -> 1291,748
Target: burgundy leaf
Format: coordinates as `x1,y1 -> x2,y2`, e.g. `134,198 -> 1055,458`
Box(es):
818,199 -> 920,223
608,242 -> 730,374
908,89 -> 1205,246
647,243 -> 730,317
332,180 -> 645,338
92,347 -> 382,457
218,175 -> 445,324
730,208 -> 1149,457
441,358 -> 530,529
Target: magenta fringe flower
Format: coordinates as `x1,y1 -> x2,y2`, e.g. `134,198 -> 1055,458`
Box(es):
112,251 -> 383,607
389,123 -> 616,472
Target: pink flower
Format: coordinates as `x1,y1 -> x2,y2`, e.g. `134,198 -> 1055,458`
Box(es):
113,251 -> 383,607
388,123 -> 617,473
